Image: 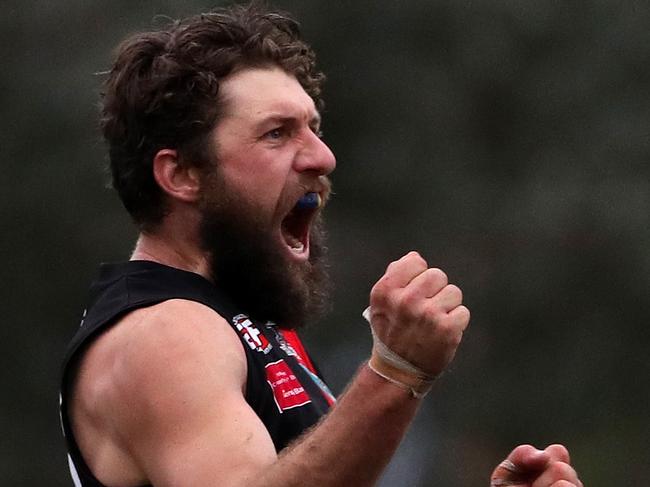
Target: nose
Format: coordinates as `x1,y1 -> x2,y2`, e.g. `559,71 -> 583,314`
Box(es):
294,130 -> 337,176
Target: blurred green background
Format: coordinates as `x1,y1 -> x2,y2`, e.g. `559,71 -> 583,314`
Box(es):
2,0 -> 649,485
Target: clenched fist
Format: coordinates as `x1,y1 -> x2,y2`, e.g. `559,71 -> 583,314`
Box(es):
368,251 -> 470,378
491,444 -> 583,487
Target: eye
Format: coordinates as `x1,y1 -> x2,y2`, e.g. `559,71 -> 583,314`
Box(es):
265,127 -> 285,140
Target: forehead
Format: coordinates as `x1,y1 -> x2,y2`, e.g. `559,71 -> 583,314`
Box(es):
218,66 -> 318,123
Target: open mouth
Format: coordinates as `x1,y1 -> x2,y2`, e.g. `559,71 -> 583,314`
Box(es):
281,192 -> 322,256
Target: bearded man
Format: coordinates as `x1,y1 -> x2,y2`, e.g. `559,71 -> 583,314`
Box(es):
60,5 -> 583,487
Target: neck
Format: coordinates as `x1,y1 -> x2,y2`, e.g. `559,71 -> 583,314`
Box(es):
131,223 -> 211,281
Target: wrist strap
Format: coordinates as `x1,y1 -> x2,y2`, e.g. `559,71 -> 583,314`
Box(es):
367,355 -> 435,399
363,306 -> 438,399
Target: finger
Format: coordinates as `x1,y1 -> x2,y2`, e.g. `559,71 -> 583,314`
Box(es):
429,283 -> 462,312
382,251 -> 428,289
447,305 -> 470,331
402,267 -> 448,300
531,462 -> 580,487
508,445 -> 550,472
544,444 -> 570,464
491,445 -> 549,483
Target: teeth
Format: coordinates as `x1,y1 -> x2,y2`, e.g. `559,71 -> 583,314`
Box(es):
284,233 -> 305,253
290,242 -> 305,253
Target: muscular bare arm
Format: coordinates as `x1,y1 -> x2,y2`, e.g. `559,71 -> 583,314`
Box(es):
73,301 -> 423,487
71,252 -> 581,487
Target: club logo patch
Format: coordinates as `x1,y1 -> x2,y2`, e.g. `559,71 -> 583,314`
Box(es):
232,314 -> 272,354
265,359 -> 311,413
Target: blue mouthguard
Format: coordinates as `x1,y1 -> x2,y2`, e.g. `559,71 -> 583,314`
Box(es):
295,192 -> 321,210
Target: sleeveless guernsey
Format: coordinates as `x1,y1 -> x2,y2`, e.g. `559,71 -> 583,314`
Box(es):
60,261 -> 335,487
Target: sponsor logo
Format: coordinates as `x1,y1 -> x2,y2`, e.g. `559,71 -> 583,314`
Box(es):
232,314 -> 272,354
265,359 -> 311,412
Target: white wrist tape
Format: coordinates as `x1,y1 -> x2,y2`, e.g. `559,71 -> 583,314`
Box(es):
362,306 -> 437,398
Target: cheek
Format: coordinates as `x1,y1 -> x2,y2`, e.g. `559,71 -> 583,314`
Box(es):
241,171 -> 291,204
216,146 -> 294,218
222,150 -> 286,186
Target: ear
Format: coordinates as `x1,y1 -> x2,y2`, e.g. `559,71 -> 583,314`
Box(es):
152,149 -> 201,203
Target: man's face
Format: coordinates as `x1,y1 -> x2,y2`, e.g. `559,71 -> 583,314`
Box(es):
198,66 -> 336,328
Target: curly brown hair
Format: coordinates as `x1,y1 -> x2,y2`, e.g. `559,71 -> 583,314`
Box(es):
100,3 -> 325,229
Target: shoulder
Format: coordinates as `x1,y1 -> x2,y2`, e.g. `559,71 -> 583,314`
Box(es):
79,297 -> 247,404
71,298 -> 248,446
69,299 -> 276,485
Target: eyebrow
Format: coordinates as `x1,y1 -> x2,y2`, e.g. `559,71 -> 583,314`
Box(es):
255,112 -> 322,130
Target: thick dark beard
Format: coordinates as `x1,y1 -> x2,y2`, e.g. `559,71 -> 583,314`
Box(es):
199,195 -> 331,330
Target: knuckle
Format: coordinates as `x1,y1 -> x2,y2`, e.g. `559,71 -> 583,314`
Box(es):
446,283 -> 463,302
370,282 -> 390,305
429,267 -> 448,286
370,280 -> 384,296
457,305 -> 471,325
407,251 -> 428,268
505,444 -> 535,463
369,283 -> 382,300
385,260 -> 398,273
517,443 -> 536,452
546,443 -> 570,463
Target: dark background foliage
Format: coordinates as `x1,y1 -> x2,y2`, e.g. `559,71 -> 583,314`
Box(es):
2,1 -> 649,485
